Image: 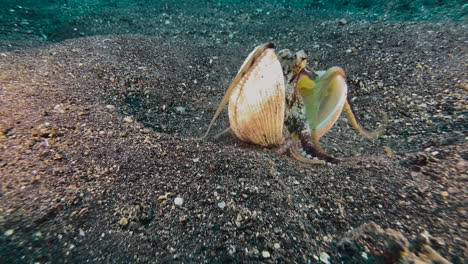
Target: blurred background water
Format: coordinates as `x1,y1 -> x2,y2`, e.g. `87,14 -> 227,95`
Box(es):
0,0 -> 466,51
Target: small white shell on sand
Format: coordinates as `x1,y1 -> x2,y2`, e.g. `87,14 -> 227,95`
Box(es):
174,197 -> 183,206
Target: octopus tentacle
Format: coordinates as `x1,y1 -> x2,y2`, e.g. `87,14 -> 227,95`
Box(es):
290,148 -> 326,165
299,132 -> 341,164
343,101 -> 388,138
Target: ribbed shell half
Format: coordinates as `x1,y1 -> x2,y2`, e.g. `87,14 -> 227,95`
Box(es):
228,44 -> 285,146
201,43 -> 286,147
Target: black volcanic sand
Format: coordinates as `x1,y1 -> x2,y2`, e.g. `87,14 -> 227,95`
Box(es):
0,2 -> 467,264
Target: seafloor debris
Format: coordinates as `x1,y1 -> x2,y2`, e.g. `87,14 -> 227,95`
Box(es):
31,123 -> 58,138
336,222 -> 451,264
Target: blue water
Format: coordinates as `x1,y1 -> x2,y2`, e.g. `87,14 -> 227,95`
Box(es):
0,0 -> 466,50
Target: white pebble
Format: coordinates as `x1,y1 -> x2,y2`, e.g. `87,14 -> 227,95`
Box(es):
217,201 -> 226,209
3,229 -> 14,237
262,250 -> 270,258
319,252 -> 330,264
361,252 -> 368,259
175,106 -> 186,114
174,197 -> 184,206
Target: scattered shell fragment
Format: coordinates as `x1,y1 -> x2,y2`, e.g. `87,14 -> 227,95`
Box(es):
319,252 -> 330,264
3,229 -> 14,237
174,197 -> 184,206
262,250 -> 271,258
217,201 -> 226,209
175,106 -> 186,114
123,116 -> 133,123
119,217 -> 129,226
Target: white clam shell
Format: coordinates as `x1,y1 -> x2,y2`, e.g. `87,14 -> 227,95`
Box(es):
228,45 -> 285,146
201,43 -> 286,146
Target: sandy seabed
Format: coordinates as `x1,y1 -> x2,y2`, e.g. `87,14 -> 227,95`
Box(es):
0,1 -> 466,263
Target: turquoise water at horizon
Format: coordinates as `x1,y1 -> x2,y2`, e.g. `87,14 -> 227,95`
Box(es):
0,0 -> 466,50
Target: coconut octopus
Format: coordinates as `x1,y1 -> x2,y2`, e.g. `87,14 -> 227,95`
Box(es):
202,43 -> 388,164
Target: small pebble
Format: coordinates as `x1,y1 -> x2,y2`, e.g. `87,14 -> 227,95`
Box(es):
106,105 -> 115,110
227,245 -> 236,255
119,217 -> 129,227
3,229 -> 14,237
319,252 -> 330,264
175,106 -> 186,114
123,116 -> 133,123
54,104 -> 65,113
262,250 -> 270,258
174,197 -> 184,206
361,252 -> 368,259
273,243 -> 281,249
217,201 -> 226,209
338,19 -> 347,25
